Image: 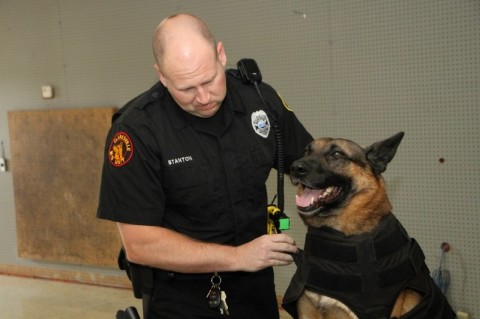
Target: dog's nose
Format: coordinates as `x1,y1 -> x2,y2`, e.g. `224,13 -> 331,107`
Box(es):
290,161 -> 309,177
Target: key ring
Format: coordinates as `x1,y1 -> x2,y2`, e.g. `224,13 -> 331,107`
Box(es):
211,272 -> 222,286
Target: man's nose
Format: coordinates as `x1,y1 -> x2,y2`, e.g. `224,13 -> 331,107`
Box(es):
195,86 -> 210,104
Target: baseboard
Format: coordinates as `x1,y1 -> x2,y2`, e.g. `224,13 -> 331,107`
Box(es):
0,263 -> 131,289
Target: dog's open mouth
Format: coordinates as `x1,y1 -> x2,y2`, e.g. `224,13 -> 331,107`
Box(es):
295,184 -> 343,215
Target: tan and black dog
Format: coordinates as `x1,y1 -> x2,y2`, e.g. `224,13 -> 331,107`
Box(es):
282,132 -> 455,319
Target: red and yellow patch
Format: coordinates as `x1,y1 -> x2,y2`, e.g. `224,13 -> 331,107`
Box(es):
108,132 -> 134,167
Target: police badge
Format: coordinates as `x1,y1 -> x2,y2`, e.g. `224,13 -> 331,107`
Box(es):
251,110 -> 270,138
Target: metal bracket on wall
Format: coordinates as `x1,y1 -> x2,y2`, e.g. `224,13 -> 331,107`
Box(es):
0,141 -> 7,172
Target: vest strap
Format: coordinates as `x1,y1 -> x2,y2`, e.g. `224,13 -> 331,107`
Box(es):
377,239 -> 425,288
305,235 -> 358,263
307,266 -> 363,292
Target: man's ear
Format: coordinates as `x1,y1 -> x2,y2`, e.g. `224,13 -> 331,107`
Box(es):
216,41 -> 227,67
154,64 -> 167,87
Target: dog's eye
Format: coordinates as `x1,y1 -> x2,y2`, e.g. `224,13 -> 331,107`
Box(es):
331,151 -> 343,159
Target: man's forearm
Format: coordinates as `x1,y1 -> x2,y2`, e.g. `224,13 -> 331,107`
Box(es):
117,222 -> 297,274
117,222 -> 240,273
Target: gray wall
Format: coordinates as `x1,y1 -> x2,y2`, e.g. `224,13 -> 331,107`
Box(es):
1,0 -> 478,316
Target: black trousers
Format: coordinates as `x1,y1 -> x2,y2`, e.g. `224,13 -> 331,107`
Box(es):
149,267 -> 279,319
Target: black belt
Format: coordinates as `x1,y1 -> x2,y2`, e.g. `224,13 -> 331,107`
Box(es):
153,267 -> 271,281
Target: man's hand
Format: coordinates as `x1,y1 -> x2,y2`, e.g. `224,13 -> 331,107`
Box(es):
234,234 -> 298,272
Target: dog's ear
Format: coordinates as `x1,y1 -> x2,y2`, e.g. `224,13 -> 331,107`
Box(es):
365,132 -> 404,175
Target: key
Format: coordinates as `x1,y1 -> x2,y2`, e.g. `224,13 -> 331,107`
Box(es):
206,285 -> 221,308
220,290 -> 229,315
206,272 -> 223,310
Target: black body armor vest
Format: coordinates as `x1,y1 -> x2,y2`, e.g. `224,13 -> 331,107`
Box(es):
282,214 -> 455,319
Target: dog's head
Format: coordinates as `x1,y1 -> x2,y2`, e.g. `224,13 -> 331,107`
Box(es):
290,132 -> 404,234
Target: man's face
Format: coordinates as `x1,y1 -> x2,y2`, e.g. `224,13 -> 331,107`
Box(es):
157,42 -> 227,118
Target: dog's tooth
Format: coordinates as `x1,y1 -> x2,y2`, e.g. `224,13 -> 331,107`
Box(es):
326,186 -> 334,193
320,188 -> 330,198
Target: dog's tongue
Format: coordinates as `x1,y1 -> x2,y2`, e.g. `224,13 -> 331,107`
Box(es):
296,187 -> 324,208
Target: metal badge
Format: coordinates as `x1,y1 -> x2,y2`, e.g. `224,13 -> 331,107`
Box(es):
251,110 -> 270,138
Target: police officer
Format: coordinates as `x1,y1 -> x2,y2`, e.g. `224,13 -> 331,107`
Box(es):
97,13 -> 313,319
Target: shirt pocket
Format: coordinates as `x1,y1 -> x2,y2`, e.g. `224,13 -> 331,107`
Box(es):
162,164 -> 208,195
161,164 -> 216,218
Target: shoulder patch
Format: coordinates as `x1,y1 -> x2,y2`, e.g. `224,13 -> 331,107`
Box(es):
277,93 -> 293,112
108,132 -> 134,167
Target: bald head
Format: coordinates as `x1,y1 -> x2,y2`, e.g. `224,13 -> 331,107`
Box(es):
152,14 -> 217,69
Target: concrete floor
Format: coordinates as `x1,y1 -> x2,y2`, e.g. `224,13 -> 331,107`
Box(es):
0,275 -> 292,318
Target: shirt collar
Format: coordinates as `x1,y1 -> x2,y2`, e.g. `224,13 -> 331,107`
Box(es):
165,73 -> 247,132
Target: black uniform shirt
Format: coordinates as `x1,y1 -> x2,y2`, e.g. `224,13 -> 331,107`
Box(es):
97,70 -> 312,246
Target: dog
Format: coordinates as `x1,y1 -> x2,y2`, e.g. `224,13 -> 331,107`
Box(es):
282,132 -> 455,319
